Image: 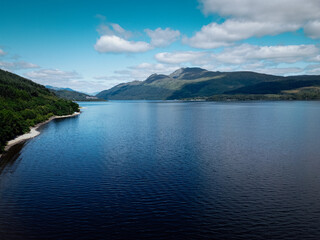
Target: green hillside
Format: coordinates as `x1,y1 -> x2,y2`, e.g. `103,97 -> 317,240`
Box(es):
0,69 -> 79,152
96,68 -> 281,100
96,68 -> 320,100
226,75 -> 320,95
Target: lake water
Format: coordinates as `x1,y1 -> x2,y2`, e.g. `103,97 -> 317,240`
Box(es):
1,101 -> 320,240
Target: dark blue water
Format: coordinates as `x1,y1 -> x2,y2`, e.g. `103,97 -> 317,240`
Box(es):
1,101 -> 320,240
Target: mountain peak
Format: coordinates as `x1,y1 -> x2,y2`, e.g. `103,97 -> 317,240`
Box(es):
145,73 -> 168,83
169,68 -> 184,78
169,67 -> 208,80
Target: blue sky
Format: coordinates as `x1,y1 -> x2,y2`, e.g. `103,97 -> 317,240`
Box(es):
0,0 -> 320,93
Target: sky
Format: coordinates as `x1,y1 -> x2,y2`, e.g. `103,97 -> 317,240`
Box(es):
0,0 -> 320,94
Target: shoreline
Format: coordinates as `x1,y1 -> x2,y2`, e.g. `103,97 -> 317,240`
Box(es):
2,111 -> 81,156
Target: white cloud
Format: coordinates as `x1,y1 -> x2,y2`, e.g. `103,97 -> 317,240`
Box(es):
155,51 -> 207,64
95,21 -> 180,53
97,22 -> 132,39
25,69 -> 81,82
0,49 -> 6,56
183,20 -> 299,48
199,0 -> 320,23
145,28 -> 180,47
212,44 -> 319,64
304,21 -> 320,39
305,64 -> 320,75
0,61 -> 39,70
185,0 -> 320,48
111,23 -> 130,37
253,67 -> 304,76
311,55 -> 320,62
23,68 -> 106,92
94,35 -> 152,53
94,21 -> 152,53
154,44 -> 319,66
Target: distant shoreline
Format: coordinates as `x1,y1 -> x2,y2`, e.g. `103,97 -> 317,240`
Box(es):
1,111 -> 81,157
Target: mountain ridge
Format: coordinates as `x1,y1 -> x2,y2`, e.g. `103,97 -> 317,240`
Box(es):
97,67 -> 319,100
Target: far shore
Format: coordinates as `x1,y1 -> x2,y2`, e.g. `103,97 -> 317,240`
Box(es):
2,111 -> 81,156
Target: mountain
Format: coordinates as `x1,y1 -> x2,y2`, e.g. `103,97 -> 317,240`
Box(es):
0,69 -> 80,152
96,68 -> 320,100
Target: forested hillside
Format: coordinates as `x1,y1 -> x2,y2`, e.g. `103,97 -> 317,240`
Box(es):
0,69 -> 79,152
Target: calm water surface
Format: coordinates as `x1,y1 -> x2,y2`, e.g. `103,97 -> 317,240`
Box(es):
1,101 -> 320,240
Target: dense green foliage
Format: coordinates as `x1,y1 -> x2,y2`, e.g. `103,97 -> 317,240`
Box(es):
225,76 -> 320,95
96,68 -> 320,100
0,69 -> 79,152
205,92 -> 320,101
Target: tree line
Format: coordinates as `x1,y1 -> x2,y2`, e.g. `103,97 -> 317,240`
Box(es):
0,69 -> 79,152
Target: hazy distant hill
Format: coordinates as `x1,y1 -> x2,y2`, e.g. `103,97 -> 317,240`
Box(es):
96,68 -> 320,100
0,69 -> 79,152
45,85 -> 75,92
46,86 -> 104,101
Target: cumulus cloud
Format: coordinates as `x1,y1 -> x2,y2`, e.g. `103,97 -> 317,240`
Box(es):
199,0 -> 320,23
95,20 -> 153,53
305,64 -> 320,74
304,21 -> 320,39
97,22 -> 132,39
311,55 -> 320,62
212,44 -> 319,64
23,68 -> 109,92
94,35 -> 152,53
185,0 -> 320,48
155,51 -> 207,64
155,44 -> 319,66
25,69 -> 81,82
183,20 -> 299,48
145,28 -> 180,47
0,48 -> 39,70
95,19 -> 181,53
253,67 -> 304,76
0,61 -> 39,70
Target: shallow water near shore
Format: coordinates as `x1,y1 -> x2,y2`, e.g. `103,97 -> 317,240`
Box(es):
1,101 -> 320,240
